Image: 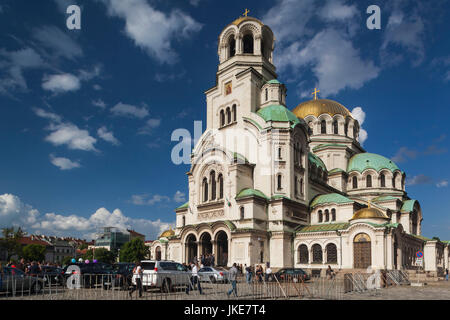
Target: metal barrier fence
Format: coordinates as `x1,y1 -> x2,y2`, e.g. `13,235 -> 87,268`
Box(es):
0,272 -> 344,300
343,270 -> 410,296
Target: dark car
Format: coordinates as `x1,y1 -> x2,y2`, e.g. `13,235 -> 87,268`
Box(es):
38,266 -> 65,285
64,262 -> 114,288
273,268 -> 310,282
0,267 -> 45,294
102,262 -> 135,290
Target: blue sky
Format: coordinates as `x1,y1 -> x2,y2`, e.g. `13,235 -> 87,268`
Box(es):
0,0 -> 449,241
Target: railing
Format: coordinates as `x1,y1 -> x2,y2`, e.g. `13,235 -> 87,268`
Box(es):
0,272 -> 344,300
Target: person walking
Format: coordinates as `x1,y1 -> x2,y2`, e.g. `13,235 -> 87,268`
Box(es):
265,264 -> 272,282
227,263 -> 238,298
326,265 -> 335,279
186,262 -> 202,295
446,268 -> 449,281
245,264 -> 252,284
129,262 -> 143,298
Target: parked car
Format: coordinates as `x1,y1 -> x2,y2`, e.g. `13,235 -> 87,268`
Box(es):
64,262 -> 114,288
0,267 -> 44,294
198,266 -> 229,283
273,268 -> 310,282
133,260 -> 191,292
102,262 -> 135,290
39,266 -> 65,285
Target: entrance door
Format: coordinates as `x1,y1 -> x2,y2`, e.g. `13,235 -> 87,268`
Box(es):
216,231 -> 228,266
353,233 -> 371,269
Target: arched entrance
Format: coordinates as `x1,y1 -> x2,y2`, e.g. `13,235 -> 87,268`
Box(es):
353,233 -> 371,269
200,232 -> 212,256
186,234 -> 197,264
216,231 -> 228,266
155,246 -> 161,261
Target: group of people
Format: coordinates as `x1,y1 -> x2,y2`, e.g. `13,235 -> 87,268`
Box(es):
190,254 -> 216,268
2,258 -> 62,275
243,263 -> 273,283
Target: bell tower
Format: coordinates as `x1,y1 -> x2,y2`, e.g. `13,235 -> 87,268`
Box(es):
205,13 -> 278,130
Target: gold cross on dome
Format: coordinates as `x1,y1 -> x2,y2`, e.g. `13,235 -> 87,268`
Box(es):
244,8 -> 250,17
312,87 -> 320,100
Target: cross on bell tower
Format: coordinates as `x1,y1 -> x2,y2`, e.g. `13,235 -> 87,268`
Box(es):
312,88 -> 320,100
243,8 -> 250,17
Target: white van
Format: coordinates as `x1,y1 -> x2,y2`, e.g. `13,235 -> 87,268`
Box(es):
132,260 -> 191,292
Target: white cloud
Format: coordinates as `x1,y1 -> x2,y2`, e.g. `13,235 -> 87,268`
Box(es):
93,84 -> 102,91
406,174 -> 432,186
0,47 -> 45,93
320,0 -> 358,21
351,106 -> 368,144
97,126 -> 120,145
98,0 -> 202,64
50,154 -> 81,170
45,122 -> 97,152
173,191 -> 186,203
391,147 -> 419,163
110,102 -> 149,118
281,29 -> 379,97
382,10 -> 425,65
0,193 -> 173,240
32,25 -> 83,60
33,107 -> 62,123
92,99 -> 106,109
138,118 -> 161,135
436,180 -> 448,188
42,73 -> 81,93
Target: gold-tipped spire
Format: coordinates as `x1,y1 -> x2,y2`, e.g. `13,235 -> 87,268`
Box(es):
243,8 -> 250,17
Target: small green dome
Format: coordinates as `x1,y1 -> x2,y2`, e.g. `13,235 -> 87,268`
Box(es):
309,152 -> 327,172
310,193 -> 353,208
256,104 -> 304,127
347,153 -> 401,173
267,79 -> 282,84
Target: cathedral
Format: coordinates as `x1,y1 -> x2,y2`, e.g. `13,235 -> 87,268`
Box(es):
150,15 -> 449,276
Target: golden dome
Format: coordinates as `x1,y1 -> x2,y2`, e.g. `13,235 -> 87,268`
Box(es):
292,99 -> 353,119
159,228 -> 175,238
350,207 -> 389,221
231,16 -> 264,26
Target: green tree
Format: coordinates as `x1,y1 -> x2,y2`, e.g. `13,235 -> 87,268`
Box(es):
0,227 -> 26,261
22,244 -> 46,262
83,248 -> 116,264
119,238 -> 149,263
78,243 -> 88,250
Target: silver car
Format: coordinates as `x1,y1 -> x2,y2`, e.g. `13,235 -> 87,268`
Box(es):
198,266 -> 229,283
1,267 -> 44,294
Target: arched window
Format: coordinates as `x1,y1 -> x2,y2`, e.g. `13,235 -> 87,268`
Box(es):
352,176 -> 358,189
331,208 -> 336,221
344,123 -> 348,136
325,209 -> 329,222
366,175 -> 372,188
278,147 -> 282,159
326,243 -> 337,263
240,207 -> 245,220
232,104 -> 236,122
226,107 -> 231,124
300,178 -> 304,195
210,171 -> 216,200
318,210 -> 323,223
220,110 -> 225,127
277,174 -> 282,190
380,173 -> 386,187
321,120 -> 327,134
333,120 -> 338,134
353,126 -> 358,139
300,150 -> 304,167
202,178 -> 208,202
228,35 -> 235,58
218,174 -> 224,199
299,245 -> 308,264
392,174 -> 396,189
265,88 -> 268,101
312,244 -> 323,263
243,34 -> 254,54
182,216 -> 185,227
295,176 -> 298,195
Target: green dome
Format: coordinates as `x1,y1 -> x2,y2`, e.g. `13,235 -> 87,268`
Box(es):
256,104 -> 303,128
267,79 -> 282,84
347,153 -> 401,173
310,193 -> 353,208
236,188 -> 269,200
309,152 -> 327,172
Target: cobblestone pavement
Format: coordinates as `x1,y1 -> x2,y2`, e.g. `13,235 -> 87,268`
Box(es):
344,281 -> 450,300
